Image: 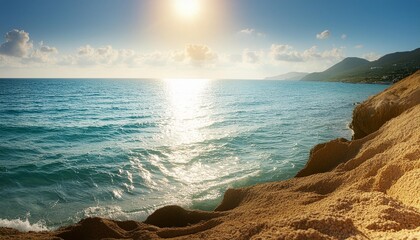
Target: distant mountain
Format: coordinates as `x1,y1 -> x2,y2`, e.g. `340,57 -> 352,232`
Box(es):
265,72 -> 308,80
301,48 -> 420,83
302,58 -> 369,81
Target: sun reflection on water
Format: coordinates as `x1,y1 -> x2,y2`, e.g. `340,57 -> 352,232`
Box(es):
161,78 -> 220,199
145,78 -> 257,208
163,78 -> 211,145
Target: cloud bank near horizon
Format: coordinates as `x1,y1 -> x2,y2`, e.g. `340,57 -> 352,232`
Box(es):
0,29 -> 380,78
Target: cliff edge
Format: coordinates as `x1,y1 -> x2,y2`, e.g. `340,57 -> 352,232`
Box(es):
1,71 -> 419,240
350,70 -> 420,139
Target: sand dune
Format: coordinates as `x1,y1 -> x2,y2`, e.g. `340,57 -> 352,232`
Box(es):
1,71 -> 419,240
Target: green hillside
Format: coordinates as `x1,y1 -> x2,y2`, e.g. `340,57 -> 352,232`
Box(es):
302,48 -> 420,83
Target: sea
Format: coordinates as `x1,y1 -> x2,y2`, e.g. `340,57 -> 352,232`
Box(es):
0,78 -> 388,231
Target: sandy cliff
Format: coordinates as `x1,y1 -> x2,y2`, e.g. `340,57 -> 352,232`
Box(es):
350,71 -> 420,139
1,71 -> 420,240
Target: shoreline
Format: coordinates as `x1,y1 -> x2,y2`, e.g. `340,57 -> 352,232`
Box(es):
1,71 -> 419,239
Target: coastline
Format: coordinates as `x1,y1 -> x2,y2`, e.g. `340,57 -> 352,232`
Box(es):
1,71 -> 419,239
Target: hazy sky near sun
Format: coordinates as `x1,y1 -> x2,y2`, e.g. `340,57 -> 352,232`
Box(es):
0,0 -> 419,79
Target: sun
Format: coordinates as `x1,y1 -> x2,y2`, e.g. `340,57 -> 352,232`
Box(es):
173,0 -> 200,19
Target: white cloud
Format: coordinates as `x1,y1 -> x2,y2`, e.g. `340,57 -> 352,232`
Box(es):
363,52 -> 381,61
270,44 -> 344,62
304,46 -> 344,60
238,28 -> 265,37
354,44 -> 364,49
0,29 -> 33,57
341,34 -> 347,40
239,28 -> 255,35
96,45 -> 115,56
20,41 -> 58,64
74,45 -> 132,66
0,29 -> 350,79
316,30 -> 330,40
242,49 -> 263,64
39,41 -> 58,53
58,43 -> 219,68
139,51 -> 169,66
77,45 -> 94,56
0,31 -> 58,65
40,46 -> 57,53
116,49 -> 137,65
27,50 -> 56,64
57,54 -> 77,65
0,30 -> 219,74
181,44 -> 218,65
186,44 -> 216,61
321,47 -> 344,59
52,44 -> 137,67
270,44 -> 303,62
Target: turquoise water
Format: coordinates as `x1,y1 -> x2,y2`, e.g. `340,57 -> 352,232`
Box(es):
0,79 -> 387,230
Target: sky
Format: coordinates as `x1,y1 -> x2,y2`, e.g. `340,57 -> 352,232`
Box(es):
0,0 -> 419,79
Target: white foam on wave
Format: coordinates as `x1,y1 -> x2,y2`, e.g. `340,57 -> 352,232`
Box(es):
112,189 -> 123,199
82,205 -> 127,219
0,218 -> 48,232
78,205 -> 153,223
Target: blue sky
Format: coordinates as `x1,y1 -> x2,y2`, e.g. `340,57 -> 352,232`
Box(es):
0,0 -> 419,78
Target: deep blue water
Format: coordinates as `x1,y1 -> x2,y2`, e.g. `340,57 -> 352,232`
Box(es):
0,79 -> 387,230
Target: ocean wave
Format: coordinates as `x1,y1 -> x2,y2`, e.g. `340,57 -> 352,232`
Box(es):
78,205 -> 132,221
0,218 -> 48,232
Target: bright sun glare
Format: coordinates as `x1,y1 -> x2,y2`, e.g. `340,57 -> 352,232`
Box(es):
173,0 -> 200,19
